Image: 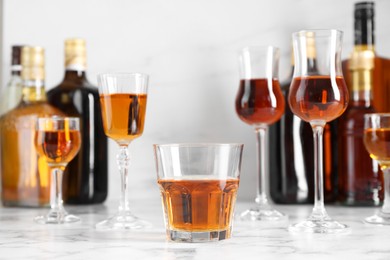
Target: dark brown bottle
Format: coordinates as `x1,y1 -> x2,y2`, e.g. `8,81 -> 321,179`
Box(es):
47,39 -> 108,204
338,2 -> 383,206
269,46 -> 338,204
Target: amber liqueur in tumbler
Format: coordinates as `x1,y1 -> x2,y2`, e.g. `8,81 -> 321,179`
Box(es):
339,1 -> 385,205
158,178 -> 239,232
47,39 -> 108,204
0,47 -> 63,207
269,44 -> 339,204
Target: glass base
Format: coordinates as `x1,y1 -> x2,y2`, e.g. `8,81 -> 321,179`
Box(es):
34,210 -> 80,224
289,215 -> 348,234
364,211 -> 390,225
95,211 -> 151,230
240,205 -> 287,221
168,229 -> 230,242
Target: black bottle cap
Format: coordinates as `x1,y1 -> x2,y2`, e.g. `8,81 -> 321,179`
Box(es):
11,45 -> 23,66
355,2 -> 374,19
354,2 -> 375,46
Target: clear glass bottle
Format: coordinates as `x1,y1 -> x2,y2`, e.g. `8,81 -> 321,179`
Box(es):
0,46 -> 23,117
0,46 -> 63,207
47,39 -> 108,204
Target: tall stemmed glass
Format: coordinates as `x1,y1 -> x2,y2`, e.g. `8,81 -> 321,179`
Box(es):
288,30 -> 349,233
97,73 -> 150,230
34,117 -> 81,224
236,46 -> 286,221
363,113 -> 390,225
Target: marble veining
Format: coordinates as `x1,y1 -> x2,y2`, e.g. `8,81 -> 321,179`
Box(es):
1,200 -> 390,259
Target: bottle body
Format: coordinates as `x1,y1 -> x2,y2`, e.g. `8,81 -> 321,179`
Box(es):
338,1 -> 384,205
48,77 -> 108,204
0,46 -> 64,207
47,39 -> 108,204
0,102 -> 62,206
269,74 -> 338,204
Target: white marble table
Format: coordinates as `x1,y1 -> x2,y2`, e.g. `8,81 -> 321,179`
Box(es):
1,200 -> 389,259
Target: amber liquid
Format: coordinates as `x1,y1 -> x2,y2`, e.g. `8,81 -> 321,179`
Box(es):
289,76 -> 348,122
235,78 -> 285,125
158,178 -> 239,233
269,71 -> 338,204
0,102 -> 63,207
35,130 -> 81,165
100,93 -> 147,144
364,128 -> 390,168
48,71 -> 108,204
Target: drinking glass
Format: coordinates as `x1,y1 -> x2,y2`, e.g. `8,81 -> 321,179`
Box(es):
235,46 -> 286,221
34,116 -> 81,224
363,113 -> 390,225
97,73 -> 150,230
288,30 -> 349,233
154,143 -> 243,242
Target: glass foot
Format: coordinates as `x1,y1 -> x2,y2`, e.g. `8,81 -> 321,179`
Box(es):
34,210 -> 80,224
168,229 -> 230,242
96,211 -> 151,230
289,215 -> 348,233
240,206 -> 287,221
364,211 -> 390,225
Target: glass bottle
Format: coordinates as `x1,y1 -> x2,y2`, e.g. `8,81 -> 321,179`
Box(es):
338,2 -> 383,206
269,42 -> 338,204
342,1 -> 390,113
0,46 -> 23,117
47,39 -> 108,204
0,46 -> 63,207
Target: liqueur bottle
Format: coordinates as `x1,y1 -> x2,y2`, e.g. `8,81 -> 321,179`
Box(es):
0,46 -> 23,117
342,2 -> 390,113
0,46 -> 63,207
269,43 -> 338,204
47,39 -> 108,204
338,1 -> 383,205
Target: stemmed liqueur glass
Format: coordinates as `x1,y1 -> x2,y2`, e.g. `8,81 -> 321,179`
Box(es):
97,73 -> 151,230
288,30 -> 349,233
34,117 -> 81,224
363,113 -> 390,225
235,46 -> 286,221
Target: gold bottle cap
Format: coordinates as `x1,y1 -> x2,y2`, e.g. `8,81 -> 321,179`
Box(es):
65,38 -> 86,70
21,46 -> 45,81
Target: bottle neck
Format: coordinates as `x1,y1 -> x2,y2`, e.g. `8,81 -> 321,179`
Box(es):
21,80 -> 47,103
354,15 -> 374,48
11,65 -> 22,76
350,69 -> 373,106
64,69 -> 87,83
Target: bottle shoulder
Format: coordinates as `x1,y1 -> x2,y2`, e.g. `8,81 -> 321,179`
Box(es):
339,105 -> 375,129
0,102 -> 64,130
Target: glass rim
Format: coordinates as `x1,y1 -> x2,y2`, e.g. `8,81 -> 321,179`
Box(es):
240,45 -> 279,54
292,29 -> 343,38
37,116 -> 80,122
154,143 -> 244,148
364,113 -> 390,118
97,72 -> 149,79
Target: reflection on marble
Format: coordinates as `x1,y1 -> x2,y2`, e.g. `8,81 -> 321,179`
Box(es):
1,200 -> 390,259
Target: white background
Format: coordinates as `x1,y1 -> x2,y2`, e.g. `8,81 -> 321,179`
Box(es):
1,0 -> 390,203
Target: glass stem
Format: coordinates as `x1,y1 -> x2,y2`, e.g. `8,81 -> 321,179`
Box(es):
382,168 -> 390,214
255,126 -> 269,206
50,167 -> 65,212
117,145 -> 131,214
311,123 -> 327,218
